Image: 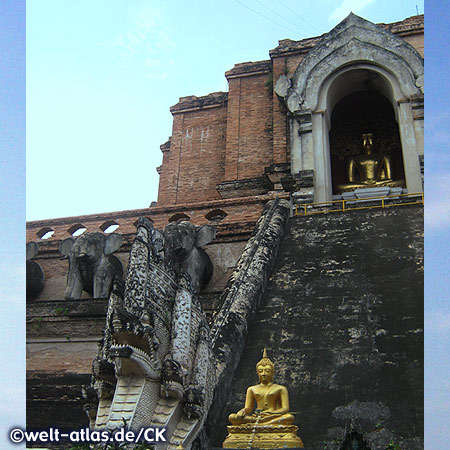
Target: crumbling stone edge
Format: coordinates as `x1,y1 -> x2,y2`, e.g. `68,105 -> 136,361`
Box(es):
198,197 -> 291,448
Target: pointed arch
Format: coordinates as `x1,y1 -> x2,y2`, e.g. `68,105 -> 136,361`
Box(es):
287,13 -> 423,112
285,13 -> 424,202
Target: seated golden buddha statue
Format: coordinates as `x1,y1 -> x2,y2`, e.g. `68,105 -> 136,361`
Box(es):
223,349 -> 304,448
336,133 -> 404,193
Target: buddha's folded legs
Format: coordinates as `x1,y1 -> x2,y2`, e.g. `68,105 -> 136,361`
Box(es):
228,412 -> 294,425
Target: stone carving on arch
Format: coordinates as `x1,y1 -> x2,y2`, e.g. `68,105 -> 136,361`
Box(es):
275,13 -> 424,202
286,13 -> 423,112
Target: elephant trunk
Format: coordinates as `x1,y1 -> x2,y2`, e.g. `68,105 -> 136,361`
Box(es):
76,252 -> 97,264
165,244 -> 186,262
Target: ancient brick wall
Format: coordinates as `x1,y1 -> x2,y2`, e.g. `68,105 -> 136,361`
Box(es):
214,206 -> 423,450
158,92 -> 228,206
27,373 -> 91,437
224,62 -> 274,181
26,194 -> 281,243
270,38 -> 318,166
26,298 -> 107,439
401,34 -> 424,57
26,193 -> 289,305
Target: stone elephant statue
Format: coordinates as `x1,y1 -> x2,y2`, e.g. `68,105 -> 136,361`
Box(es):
26,241 -> 45,300
59,232 -> 123,300
163,221 -> 215,294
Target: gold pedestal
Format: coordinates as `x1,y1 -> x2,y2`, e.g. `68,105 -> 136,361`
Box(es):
335,179 -> 405,193
222,424 -> 304,448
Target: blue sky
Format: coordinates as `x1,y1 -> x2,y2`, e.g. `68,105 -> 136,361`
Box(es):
1,0 -> 447,448
423,3 -> 450,449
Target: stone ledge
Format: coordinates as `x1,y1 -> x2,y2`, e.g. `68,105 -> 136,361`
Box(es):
170,91 -> 228,114
379,14 -> 424,36
225,60 -> 272,78
27,193 -> 289,231
26,298 -> 108,318
217,178 -> 272,199
270,36 -> 322,57
281,170 -> 314,192
160,139 -> 171,153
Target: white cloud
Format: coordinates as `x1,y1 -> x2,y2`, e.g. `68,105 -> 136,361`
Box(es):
329,0 -> 375,23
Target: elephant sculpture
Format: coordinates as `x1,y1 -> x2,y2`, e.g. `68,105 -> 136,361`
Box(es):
162,220 -> 215,294
26,241 -> 45,300
59,232 -> 123,300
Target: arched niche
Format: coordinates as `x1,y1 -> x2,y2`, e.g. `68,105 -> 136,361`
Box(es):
283,13 -> 424,202
327,72 -> 405,193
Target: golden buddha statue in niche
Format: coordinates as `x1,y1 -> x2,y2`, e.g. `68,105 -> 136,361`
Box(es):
223,349 -> 304,449
336,132 -> 404,193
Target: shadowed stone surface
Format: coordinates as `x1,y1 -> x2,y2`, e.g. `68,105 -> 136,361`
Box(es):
27,373 -> 90,430
205,199 -> 291,447
27,373 -> 91,449
213,206 -> 423,450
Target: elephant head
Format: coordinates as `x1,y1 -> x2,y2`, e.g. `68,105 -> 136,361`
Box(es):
59,232 -> 123,300
26,242 -> 45,300
163,221 -> 215,293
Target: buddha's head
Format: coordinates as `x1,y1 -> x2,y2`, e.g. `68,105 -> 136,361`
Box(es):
256,348 -> 274,384
362,133 -> 374,153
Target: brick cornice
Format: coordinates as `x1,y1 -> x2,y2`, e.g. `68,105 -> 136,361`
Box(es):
26,193 -> 289,230
225,60 -> 271,79
270,14 -> 423,58
170,91 -> 228,114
